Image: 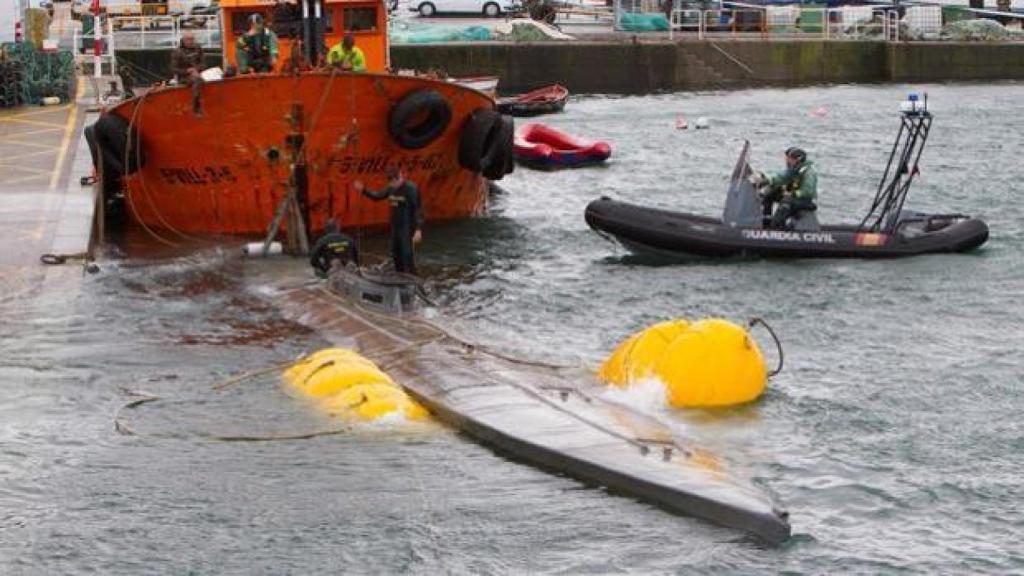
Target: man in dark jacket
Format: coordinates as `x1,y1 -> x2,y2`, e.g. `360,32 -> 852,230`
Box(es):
353,165 -> 423,274
170,33 -> 204,84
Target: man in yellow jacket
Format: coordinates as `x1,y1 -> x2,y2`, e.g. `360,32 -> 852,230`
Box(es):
326,34 -> 367,72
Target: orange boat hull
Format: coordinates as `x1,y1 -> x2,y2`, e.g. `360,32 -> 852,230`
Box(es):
108,73 -> 494,237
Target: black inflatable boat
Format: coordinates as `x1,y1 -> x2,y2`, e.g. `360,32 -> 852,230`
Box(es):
586,95 -> 989,259
585,198 -> 988,259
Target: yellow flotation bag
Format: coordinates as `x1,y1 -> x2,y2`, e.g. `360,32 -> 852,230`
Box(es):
598,319 -> 690,384
283,348 -> 427,421
599,318 -> 768,408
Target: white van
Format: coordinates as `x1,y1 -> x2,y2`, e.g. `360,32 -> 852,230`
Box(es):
409,0 -> 516,17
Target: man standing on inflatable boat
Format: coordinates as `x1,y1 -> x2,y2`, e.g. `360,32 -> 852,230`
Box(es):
750,147 -> 818,229
354,166 -> 424,274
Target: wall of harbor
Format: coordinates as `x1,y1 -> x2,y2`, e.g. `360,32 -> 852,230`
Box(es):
113,41 -> 1024,94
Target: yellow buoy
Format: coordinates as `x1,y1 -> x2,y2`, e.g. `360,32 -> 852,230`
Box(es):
598,319 -> 690,385
598,318 -> 768,408
655,319 -> 766,407
283,348 -> 427,421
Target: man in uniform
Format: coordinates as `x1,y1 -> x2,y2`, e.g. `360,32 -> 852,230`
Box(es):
236,14 -> 278,74
751,147 -> 818,229
310,220 -> 359,278
326,34 -> 367,72
353,165 -> 423,274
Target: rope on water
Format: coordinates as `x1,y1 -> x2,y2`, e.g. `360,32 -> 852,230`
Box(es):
113,394 -> 161,435
748,316 -> 784,378
210,359 -> 299,390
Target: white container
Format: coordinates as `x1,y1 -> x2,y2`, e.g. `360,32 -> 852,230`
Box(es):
42,96 -> 61,106
200,67 -> 224,82
242,241 -> 283,256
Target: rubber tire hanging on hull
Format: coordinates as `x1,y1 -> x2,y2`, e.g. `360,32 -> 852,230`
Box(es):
87,113 -> 145,176
483,114 -> 514,180
85,113 -> 144,228
458,108 -> 514,180
388,89 -> 452,150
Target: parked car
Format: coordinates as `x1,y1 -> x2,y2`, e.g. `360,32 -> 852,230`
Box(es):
182,0 -> 218,27
409,0 -> 515,17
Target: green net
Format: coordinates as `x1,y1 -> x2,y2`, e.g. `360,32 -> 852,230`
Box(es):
618,12 -> 670,32
390,23 -> 493,44
0,42 -> 76,107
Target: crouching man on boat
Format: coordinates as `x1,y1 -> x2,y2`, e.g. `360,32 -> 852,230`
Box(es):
310,219 -> 360,279
353,165 -> 424,275
236,14 -> 278,74
750,147 -> 818,229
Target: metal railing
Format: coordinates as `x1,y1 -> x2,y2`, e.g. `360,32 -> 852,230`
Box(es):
107,13 -> 221,49
668,6 -> 905,42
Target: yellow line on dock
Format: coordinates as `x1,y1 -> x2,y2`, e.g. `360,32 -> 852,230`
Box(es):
0,163 -> 57,176
0,126 -> 62,138
3,148 -> 61,162
49,85 -> 81,191
6,105 -> 72,119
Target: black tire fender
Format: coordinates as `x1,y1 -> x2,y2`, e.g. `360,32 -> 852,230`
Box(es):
388,89 -> 452,150
457,108 -> 500,172
482,114 -> 514,180
91,112 -> 145,175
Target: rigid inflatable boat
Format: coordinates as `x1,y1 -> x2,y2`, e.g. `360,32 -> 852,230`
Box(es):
266,267 -> 792,544
586,96 -> 988,259
514,123 -> 612,169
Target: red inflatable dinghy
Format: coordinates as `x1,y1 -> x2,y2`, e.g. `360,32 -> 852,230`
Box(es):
513,123 -> 612,169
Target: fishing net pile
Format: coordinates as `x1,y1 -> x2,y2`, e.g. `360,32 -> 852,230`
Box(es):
389,22 -> 493,44
0,43 -> 76,106
940,18 -> 1023,41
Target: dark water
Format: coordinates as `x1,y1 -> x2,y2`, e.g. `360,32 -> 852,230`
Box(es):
2,83 -> 1023,573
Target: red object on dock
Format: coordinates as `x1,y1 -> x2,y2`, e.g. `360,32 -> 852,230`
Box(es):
513,123 -> 611,169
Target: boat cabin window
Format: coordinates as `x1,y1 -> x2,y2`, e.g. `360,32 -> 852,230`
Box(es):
230,8 -> 335,37
342,7 -> 377,31
230,11 -> 268,34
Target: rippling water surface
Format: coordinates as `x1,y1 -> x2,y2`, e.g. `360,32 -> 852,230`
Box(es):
2,83 -> 1022,574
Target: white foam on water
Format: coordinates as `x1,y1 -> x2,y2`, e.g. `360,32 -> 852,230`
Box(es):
599,377 -> 670,414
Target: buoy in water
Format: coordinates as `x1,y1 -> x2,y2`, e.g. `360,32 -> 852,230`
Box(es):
283,348 -> 427,421
675,117 -> 689,130
694,117 -> 710,130
810,106 -> 828,118
599,318 -> 767,408
598,319 -> 690,384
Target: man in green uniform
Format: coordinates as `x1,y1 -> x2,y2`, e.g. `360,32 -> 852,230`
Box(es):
310,220 -> 360,278
326,34 -> 367,72
751,147 -> 818,229
236,14 -> 278,74
353,165 -> 423,274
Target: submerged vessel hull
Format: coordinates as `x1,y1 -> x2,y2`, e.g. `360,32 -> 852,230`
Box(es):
269,277 -> 792,545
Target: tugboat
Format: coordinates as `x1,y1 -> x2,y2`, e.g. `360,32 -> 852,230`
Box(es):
86,0 -> 515,239
585,95 -> 989,259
